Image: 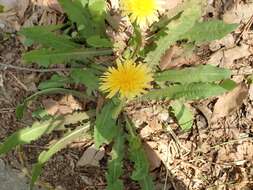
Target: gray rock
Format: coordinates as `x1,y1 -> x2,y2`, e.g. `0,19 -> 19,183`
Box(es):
0,159 -> 42,190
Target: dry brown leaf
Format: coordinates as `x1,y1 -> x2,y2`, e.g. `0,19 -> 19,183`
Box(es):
43,95 -> 82,115
46,0 -> 63,13
223,2 -> 253,24
163,0 -> 183,10
249,84 -> 253,101
211,83 -> 248,122
160,45 -> 200,70
159,46 -> 175,70
208,44 -> 251,68
77,145 -> 105,167
16,0 -> 30,19
143,141 -> 161,171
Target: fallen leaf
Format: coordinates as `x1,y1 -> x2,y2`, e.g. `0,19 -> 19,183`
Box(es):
208,44 -> 251,68
42,98 -> 59,115
159,46 -> 175,70
143,141 -> 161,171
211,83 -> 248,122
46,0 -> 63,13
223,3 -> 253,24
160,45 -> 200,69
140,126 -> 153,138
163,0 -> 183,10
249,84 -> 253,101
77,145 -> 105,167
43,95 -> 82,115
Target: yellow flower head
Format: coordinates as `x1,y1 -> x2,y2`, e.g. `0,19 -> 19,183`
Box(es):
100,60 -> 153,99
120,0 -> 161,28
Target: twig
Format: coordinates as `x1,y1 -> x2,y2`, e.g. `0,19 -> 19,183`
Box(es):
0,107 -> 16,113
8,72 -> 28,91
0,63 -> 72,73
211,137 -> 253,149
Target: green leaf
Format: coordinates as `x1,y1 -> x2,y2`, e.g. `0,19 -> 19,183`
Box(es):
171,101 -> 194,131
139,175 -> 155,190
126,118 -> 154,189
31,123 -> 90,188
106,129 -> 125,190
38,74 -> 72,90
145,0 -> 202,68
183,20 -> 238,43
58,0 -> 95,38
88,0 -> 106,35
130,149 -> 150,181
23,48 -> 112,67
219,79 -> 237,90
70,69 -> 99,91
63,111 -> 95,126
144,83 -> 228,100
16,103 -> 26,120
0,5 -> 4,13
87,35 -> 112,48
155,65 -> 231,83
19,26 -> 80,49
94,101 -> 118,148
0,118 -> 63,155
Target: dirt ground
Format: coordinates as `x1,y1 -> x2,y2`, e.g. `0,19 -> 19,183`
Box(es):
0,0 -> 253,190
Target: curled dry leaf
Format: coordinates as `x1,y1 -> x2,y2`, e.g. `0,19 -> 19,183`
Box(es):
77,145 -> 105,167
211,83 -> 249,122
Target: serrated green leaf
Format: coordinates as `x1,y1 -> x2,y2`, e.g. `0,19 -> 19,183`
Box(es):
31,123 -> 90,188
183,20 -> 238,43
63,111 -> 95,126
130,149 -> 149,181
219,79 -> 237,91
58,0 -> 95,38
106,130 -> 125,190
88,0 -> 106,35
38,74 -> 72,90
87,35 -> 112,48
0,118 -> 63,155
126,118 -> 154,189
145,0 -> 202,68
155,64 -> 231,83
144,83 -> 228,100
19,26 -> 79,49
171,101 -> 194,131
70,69 -> 99,91
94,101 -> 118,148
23,48 -> 112,67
